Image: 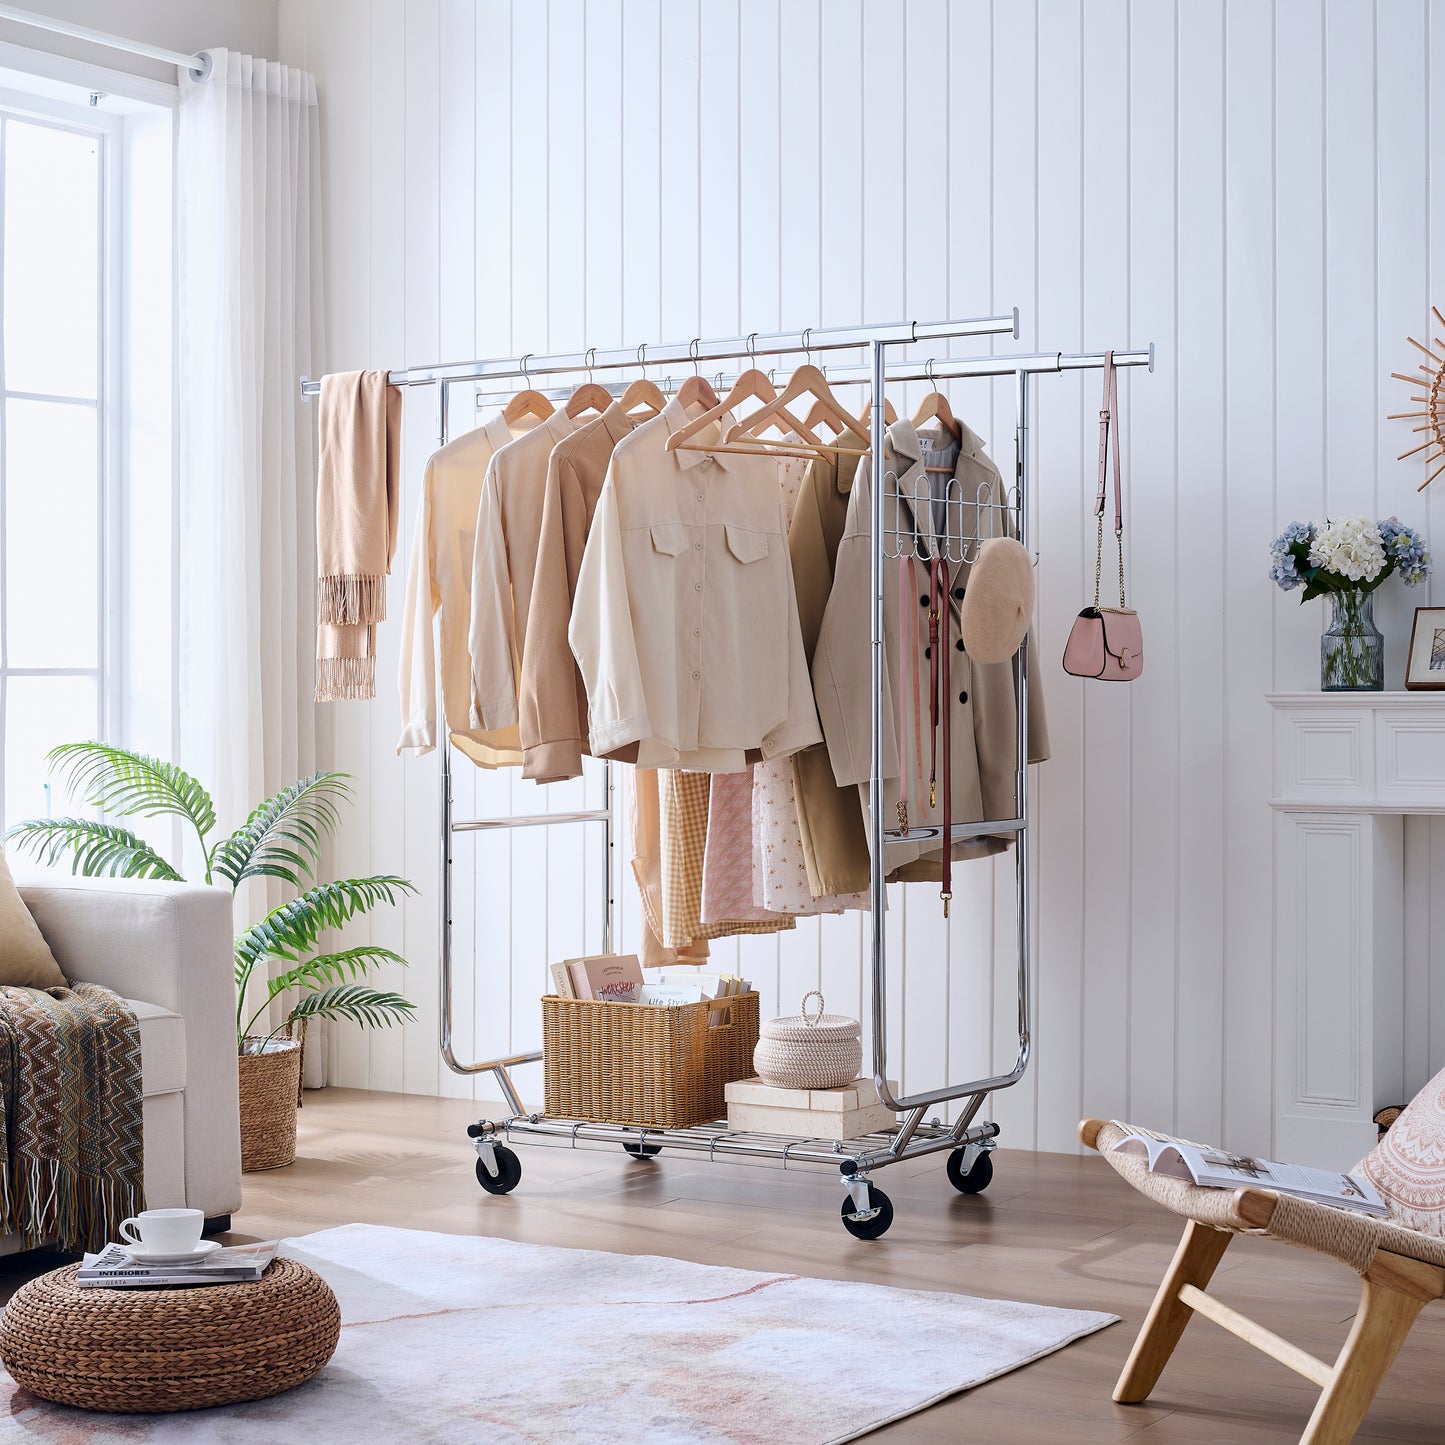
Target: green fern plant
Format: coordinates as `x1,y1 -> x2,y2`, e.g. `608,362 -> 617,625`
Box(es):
5,743 -> 417,1053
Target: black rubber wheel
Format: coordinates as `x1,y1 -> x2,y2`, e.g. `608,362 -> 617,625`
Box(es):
475,1145 -> 522,1194
623,1142 -> 662,1161
840,1186 -> 894,1240
946,1147 -> 994,1195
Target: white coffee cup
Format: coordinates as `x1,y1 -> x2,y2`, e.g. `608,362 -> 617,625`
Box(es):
117,1208 -> 204,1254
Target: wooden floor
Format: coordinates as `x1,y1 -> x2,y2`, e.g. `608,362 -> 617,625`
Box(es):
17,1088 -> 1444,1442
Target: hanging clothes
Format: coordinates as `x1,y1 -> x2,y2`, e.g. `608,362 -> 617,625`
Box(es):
751,446 -> 869,915
812,419 -> 1050,882
396,412 -> 539,764
786,447 -> 875,898
517,403 -> 636,783
568,398 -> 822,772
467,409 -> 579,734
699,768 -> 797,933
625,767 -> 710,967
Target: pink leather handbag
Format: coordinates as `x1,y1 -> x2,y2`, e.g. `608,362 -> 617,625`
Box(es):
1063,352 -> 1143,682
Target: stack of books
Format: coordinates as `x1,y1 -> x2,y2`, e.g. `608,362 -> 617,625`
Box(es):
77,1240 -> 279,1289
550,954 -> 751,1016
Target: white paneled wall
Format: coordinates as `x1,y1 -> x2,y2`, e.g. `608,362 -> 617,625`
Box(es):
278,0 -> 1445,1154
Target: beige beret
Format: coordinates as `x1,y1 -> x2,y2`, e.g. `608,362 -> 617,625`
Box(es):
960,537 -> 1034,664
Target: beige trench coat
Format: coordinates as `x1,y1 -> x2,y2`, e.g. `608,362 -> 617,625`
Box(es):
811,419 -> 1050,881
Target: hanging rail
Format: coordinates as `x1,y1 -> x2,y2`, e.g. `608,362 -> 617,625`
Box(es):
0,3 -> 211,78
296,312 -> 1020,397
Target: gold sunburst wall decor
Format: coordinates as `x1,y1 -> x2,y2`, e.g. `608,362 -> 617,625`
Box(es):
1391,305 -> 1445,492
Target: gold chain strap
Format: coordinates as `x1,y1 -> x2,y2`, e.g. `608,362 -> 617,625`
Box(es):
1093,511 -> 1104,608
1116,526 -> 1127,607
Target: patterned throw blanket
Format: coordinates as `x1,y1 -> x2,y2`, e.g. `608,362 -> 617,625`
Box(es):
0,983 -> 144,1252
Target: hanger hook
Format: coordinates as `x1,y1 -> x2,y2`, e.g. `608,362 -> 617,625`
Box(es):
690,337 -> 702,376
520,353 -> 532,386
585,346 -> 597,386
636,341 -> 648,380
926,357 -> 937,389
747,331 -> 758,367
801,326 -> 813,369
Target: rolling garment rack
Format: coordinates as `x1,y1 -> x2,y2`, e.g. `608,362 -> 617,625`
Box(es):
300,314 -> 1154,1238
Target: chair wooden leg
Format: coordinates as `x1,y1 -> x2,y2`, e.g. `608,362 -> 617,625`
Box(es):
1299,1276 -> 1426,1445
1114,1219 -> 1233,1403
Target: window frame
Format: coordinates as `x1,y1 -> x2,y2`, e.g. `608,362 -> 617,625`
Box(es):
0,86 -> 123,827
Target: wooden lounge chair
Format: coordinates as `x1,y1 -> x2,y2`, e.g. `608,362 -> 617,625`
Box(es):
1081,1072 -> 1445,1444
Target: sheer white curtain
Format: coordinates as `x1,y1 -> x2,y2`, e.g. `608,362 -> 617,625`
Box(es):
176,51 -> 327,1081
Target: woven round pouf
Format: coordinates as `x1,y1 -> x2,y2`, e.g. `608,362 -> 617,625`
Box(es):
0,1258 -> 340,1413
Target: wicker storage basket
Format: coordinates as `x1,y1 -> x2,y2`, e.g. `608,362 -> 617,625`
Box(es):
543,992 -> 760,1129
238,1028 -> 304,1173
753,991 -> 862,1090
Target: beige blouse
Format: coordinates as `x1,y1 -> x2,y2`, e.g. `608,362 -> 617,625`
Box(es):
568,398 -> 822,772
396,413 -> 538,766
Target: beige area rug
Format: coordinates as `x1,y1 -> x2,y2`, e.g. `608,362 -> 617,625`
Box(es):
0,1223 -> 1116,1443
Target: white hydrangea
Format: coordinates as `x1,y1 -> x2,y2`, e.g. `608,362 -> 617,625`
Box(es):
1308,517 -> 1386,583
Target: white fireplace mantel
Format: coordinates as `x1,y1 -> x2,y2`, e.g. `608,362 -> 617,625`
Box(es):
1269,692 -> 1445,1169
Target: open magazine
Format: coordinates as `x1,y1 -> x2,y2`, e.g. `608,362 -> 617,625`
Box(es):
1111,1132 -> 1387,1218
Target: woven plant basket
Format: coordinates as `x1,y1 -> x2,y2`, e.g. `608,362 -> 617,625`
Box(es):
0,1258 -> 339,1413
543,992 -> 759,1129
238,1023 -> 305,1172
753,991 -> 862,1090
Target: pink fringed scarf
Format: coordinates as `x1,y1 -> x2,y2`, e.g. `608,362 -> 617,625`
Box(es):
315,370 -> 402,700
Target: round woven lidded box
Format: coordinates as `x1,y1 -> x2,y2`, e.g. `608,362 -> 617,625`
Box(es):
238,1031 -> 304,1172
0,1257 -> 340,1414
753,991 -> 862,1091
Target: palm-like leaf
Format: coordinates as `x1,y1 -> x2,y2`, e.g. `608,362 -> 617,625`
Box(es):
3,819 -> 182,881
47,743 -> 215,860
263,946 -> 408,1000
234,877 -> 415,977
210,772 -> 351,890
287,984 -> 416,1029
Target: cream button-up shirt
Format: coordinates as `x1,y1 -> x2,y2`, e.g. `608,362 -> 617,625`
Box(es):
568,398 -> 823,772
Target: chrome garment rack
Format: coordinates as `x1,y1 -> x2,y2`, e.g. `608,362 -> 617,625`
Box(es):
299,315 -> 1153,1238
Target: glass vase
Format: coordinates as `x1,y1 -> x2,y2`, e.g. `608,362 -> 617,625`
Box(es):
1320,589 -> 1384,692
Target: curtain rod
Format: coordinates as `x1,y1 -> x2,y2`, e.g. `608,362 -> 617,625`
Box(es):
297,313 -> 1021,398
0,3 -> 210,79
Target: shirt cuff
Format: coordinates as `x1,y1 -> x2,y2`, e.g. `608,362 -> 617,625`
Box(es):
756,713 -> 825,764
396,721 -> 436,755
589,715 -> 649,757
521,738 -> 585,784
472,694 -> 519,732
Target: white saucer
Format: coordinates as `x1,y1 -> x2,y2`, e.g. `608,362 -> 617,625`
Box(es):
120,1239 -> 221,1265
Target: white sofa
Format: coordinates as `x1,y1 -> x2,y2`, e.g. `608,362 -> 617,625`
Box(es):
13,876 -> 243,1252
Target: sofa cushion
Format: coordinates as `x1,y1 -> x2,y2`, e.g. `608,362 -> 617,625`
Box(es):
129,999 -> 186,1097
0,850 -> 66,989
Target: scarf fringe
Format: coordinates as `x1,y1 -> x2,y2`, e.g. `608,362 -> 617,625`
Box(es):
316,654 -> 377,701
318,573 -> 387,627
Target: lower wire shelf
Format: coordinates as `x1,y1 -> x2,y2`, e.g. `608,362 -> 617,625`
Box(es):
465,1110 -> 1001,1239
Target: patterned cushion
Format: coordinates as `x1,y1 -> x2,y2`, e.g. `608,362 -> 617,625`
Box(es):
1358,1066 -> 1445,1237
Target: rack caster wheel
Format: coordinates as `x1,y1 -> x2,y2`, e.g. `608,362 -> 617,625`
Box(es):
623,1142 -> 661,1161
840,1186 -> 894,1240
946,1147 -> 993,1195
475,1145 -> 522,1195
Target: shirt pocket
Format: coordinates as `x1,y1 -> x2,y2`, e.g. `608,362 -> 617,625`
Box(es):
723,523 -> 770,564
650,521 -> 690,556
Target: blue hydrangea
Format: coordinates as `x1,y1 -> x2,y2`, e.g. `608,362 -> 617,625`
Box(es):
1379,516 -> 1432,588
1269,521 -> 1313,592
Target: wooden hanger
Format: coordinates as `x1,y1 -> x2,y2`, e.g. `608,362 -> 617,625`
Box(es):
912,388 -> 963,442
667,368 -> 830,461
675,373 -> 720,410
619,377 -> 666,419
724,365 -> 870,453
565,382 -> 614,421
805,391 -> 895,432
502,388 -> 554,426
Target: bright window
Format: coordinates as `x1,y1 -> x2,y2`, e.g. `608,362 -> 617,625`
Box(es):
0,109 -> 109,834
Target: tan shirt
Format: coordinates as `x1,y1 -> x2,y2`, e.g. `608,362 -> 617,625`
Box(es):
467,410 -> 579,733
396,413 -> 537,766
517,404 -> 636,782
568,398 -> 823,772
813,420 -> 1050,877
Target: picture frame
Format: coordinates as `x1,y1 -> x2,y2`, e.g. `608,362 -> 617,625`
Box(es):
1405,606 -> 1445,690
